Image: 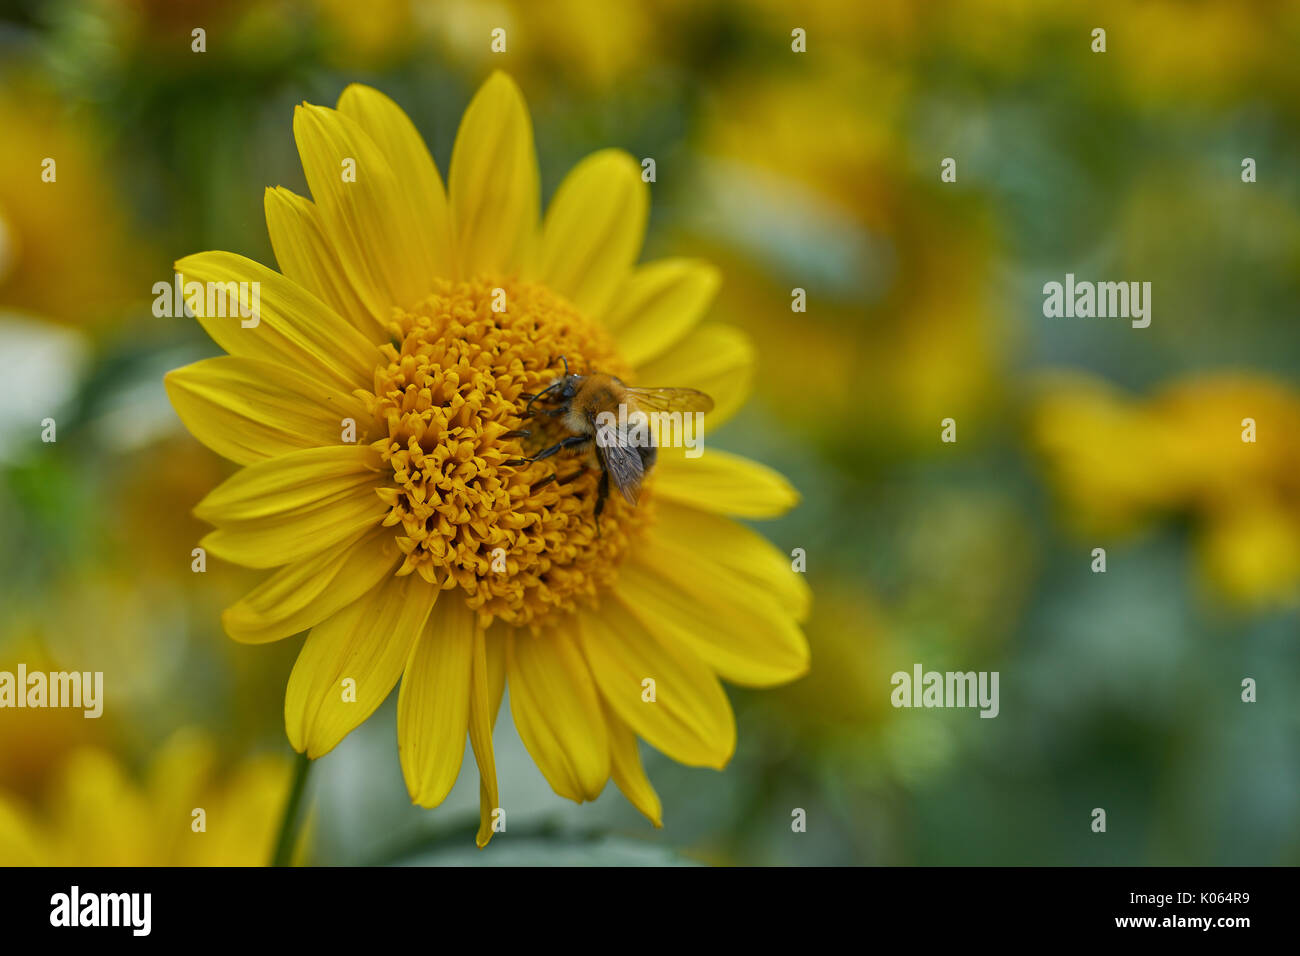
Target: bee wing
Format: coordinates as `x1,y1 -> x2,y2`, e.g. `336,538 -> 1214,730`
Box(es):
623,386 -> 715,415
594,419 -> 645,505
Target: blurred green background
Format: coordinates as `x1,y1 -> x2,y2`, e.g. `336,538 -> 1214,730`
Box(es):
1,0 -> 1298,865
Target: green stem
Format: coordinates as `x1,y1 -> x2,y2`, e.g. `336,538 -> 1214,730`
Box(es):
270,750 -> 312,867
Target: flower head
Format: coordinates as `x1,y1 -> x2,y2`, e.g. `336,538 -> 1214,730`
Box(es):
166,72 -> 810,844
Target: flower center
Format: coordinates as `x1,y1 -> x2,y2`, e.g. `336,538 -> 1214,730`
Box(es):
361,276 -> 652,629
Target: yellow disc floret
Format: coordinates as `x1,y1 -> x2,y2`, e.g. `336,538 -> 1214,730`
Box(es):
361,276 -> 651,629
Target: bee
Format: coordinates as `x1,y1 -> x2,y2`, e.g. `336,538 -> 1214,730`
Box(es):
507,356 -> 714,522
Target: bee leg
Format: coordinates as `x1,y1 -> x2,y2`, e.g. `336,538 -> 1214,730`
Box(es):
531,473 -> 558,490
556,469 -> 585,485
501,428 -> 531,439
524,380 -> 564,414
505,434 -> 590,466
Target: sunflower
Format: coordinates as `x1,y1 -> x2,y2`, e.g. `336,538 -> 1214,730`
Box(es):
165,72 -> 810,846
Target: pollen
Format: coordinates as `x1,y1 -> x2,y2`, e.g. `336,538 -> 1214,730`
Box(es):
360,276 -> 651,629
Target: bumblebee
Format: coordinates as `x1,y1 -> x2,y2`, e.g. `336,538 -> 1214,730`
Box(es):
507,357 -> 713,521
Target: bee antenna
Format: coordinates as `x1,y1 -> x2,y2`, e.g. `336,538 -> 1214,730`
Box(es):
560,355 -> 569,377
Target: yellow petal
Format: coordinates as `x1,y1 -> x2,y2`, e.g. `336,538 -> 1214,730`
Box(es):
264,187 -> 385,340
175,251 -> 380,393
142,730 -> 216,847
507,624 -> 609,802
165,356 -> 368,466
533,149 -> 648,318
294,103 -> 431,313
651,500 -> 810,620
398,598 -> 475,807
222,527 -> 400,644
336,84 -> 455,282
196,446 -> 388,568
475,623 -> 509,843
484,621 -> 509,714
49,749 -> 154,865
184,752 -> 295,865
605,705 -> 662,828
634,322 -> 754,426
652,447 -> 798,519
285,573 -> 437,758
578,600 -> 735,769
200,495 -> 386,569
615,556 -> 809,688
468,628 -> 500,848
448,71 -> 539,277
607,259 -> 720,366
195,445 -> 380,522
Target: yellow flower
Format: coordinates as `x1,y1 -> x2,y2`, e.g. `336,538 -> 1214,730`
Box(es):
0,642 -> 108,802
0,730 -> 295,866
0,78 -> 150,328
164,73 -> 809,845
422,0 -> 659,90
1029,370 -> 1300,605
692,57 -> 1005,451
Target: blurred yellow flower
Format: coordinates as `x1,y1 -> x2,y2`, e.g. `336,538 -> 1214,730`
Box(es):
775,584 -> 889,731
398,0 -> 656,87
694,62 -> 1006,449
1029,371 -> 1300,605
0,642 -> 107,802
0,78 -> 149,328
309,0 -> 420,68
165,72 -> 809,845
5,436 -> 256,714
0,730 -> 295,866
909,0 -> 1300,105
1102,0 -> 1300,107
